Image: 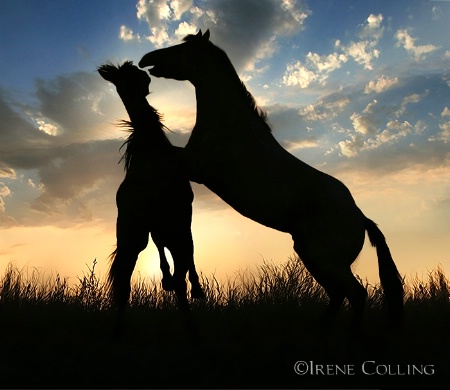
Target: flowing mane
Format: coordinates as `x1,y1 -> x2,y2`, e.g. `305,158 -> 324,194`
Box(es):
117,112 -> 171,172
183,33 -> 269,127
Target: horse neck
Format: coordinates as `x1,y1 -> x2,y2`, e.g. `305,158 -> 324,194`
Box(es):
194,66 -> 253,129
117,90 -> 170,150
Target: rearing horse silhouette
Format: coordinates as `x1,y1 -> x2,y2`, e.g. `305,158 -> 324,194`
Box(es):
139,30 -> 404,324
98,62 -> 204,326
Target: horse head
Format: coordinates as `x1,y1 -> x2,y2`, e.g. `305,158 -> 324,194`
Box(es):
139,30 -> 211,83
98,61 -> 151,98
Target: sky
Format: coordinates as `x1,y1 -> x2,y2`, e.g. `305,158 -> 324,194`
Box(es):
1,0 -> 449,287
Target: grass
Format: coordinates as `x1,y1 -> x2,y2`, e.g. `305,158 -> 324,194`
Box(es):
0,256 -> 449,389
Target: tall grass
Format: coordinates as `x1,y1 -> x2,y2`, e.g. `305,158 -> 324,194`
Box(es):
1,256 -> 448,389
1,256 -> 448,311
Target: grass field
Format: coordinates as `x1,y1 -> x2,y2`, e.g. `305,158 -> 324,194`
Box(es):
0,257 -> 448,389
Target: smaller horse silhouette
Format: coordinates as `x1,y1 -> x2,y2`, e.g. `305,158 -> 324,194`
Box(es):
98,61 -> 204,331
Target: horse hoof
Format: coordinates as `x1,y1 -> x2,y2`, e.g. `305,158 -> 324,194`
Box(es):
162,277 -> 175,291
191,286 -> 205,299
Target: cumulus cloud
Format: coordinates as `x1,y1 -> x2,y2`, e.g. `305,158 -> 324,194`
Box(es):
338,40 -> 379,71
298,96 -> 350,121
283,13 -> 384,88
350,100 -> 379,135
337,13 -> 384,70
395,29 -> 439,61
119,25 -> 138,41
282,62 -> 318,88
364,75 -> 399,94
123,0 -> 310,75
283,52 -> 348,88
338,134 -> 366,158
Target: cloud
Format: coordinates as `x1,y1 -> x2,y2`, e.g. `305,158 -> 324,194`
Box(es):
283,13 -> 384,88
350,100 -> 379,135
298,96 -> 350,121
124,0 -> 310,75
359,13 -> 384,41
282,52 -> 348,88
282,61 -> 318,88
0,71 -> 131,227
364,75 -> 399,94
395,29 -> 439,61
0,163 -> 15,179
0,183 -> 11,198
284,139 -> 319,152
119,25 -> 138,41
337,13 -> 384,71
339,40 -> 380,71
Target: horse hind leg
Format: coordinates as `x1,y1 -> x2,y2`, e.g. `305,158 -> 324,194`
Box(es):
189,269 -> 205,299
157,245 -> 175,291
294,243 -> 367,326
108,247 -> 140,339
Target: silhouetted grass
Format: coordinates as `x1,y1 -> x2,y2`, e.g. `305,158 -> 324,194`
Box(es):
0,257 -> 448,389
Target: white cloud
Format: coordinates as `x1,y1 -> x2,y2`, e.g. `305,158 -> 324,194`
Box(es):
341,40 -> 380,70
338,13 -> 384,70
429,118 -> 450,143
298,97 -> 350,121
131,0 -> 310,72
360,13 -> 384,41
437,122 -> 450,143
284,139 -> 319,152
282,61 -> 318,88
339,119 -> 413,158
371,120 -> 412,148
35,117 -> 59,136
136,0 -> 190,47
395,29 -> 439,61
394,91 -> 426,118
283,51 -> 347,88
402,93 -> 421,106
306,51 -> 348,74
350,100 -> 378,135
0,183 -> 11,197
441,107 -> 450,117
364,75 -> 399,94
174,21 -> 197,39
338,134 -> 366,158
119,25 -> 137,41
284,13 -> 384,87
0,163 -> 15,179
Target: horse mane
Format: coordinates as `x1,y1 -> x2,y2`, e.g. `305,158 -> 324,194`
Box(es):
182,33 -> 269,128
117,117 -> 172,172
98,60 -> 173,171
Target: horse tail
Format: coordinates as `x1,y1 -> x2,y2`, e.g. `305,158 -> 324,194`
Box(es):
365,218 -> 404,323
105,248 -> 118,300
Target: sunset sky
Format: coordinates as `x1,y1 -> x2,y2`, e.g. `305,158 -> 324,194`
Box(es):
1,0 -> 449,287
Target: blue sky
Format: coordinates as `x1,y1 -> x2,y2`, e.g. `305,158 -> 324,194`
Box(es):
1,0 -> 449,282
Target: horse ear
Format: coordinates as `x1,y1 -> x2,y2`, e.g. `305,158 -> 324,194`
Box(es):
196,30 -> 202,37
98,64 -> 117,82
203,29 -> 210,42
